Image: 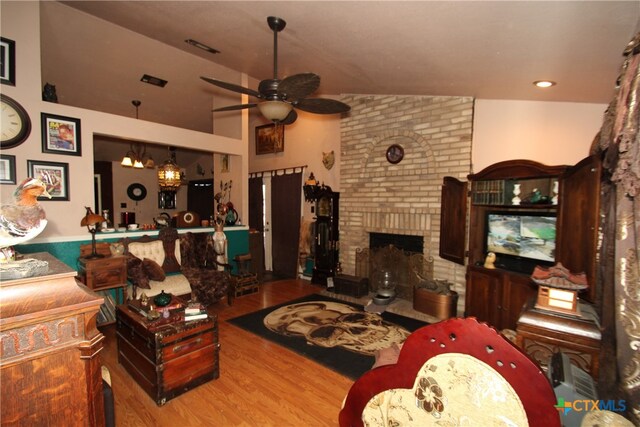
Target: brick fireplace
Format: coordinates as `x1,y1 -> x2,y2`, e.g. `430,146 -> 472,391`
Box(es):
339,94 -> 473,308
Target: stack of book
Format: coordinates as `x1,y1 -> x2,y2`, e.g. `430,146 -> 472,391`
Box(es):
184,302 -> 207,321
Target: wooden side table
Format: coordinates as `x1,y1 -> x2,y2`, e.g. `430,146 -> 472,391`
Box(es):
77,256 -> 127,325
516,298 -> 601,378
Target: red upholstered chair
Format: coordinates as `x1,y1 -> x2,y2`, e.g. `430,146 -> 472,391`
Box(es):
339,317 -> 560,427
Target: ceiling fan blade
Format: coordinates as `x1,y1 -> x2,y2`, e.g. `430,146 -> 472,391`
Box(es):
294,98 -> 351,114
278,73 -> 320,101
201,76 -> 262,98
212,103 -> 257,112
280,109 -> 298,125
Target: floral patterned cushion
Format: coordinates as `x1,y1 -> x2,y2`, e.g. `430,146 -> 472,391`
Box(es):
362,353 -> 527,426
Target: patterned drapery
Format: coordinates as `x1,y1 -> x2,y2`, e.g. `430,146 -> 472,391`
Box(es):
592,32 -> 640,424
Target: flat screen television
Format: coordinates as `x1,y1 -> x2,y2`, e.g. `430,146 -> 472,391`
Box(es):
485,211 -> 557,273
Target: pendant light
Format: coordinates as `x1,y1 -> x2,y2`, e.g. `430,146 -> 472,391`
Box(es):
120,100 -> 155,169
158,146 -> 182,191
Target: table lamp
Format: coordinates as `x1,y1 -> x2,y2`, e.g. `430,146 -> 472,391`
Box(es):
81,207 -> 106,259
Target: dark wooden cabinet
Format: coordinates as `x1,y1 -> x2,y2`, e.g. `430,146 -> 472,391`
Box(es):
1,252 -> 105,426
555,155 -> 602,303
312,191 -> 339,285
442,155 -> 602,330
465,266 -> 538,329
439,176 -> 468,265
516,299 -> 601,377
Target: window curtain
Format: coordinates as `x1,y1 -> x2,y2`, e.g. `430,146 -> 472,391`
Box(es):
248,176 -> 264,231
271,171 -> 302,278
591,32 -> 640,424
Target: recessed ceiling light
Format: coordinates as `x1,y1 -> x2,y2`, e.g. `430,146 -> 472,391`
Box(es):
533,80 -> 556,88
185,39 -> 220,54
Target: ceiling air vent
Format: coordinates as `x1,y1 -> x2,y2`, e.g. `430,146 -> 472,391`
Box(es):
185,39 -> 220,54
141,74 -> 167,87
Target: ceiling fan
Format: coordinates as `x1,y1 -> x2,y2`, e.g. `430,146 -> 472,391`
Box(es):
201,16 -> 351,125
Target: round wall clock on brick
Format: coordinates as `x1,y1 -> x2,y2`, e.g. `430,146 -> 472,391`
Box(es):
386,144 -> 404,164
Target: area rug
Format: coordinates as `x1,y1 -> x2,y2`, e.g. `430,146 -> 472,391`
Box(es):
226,293 -> 427,379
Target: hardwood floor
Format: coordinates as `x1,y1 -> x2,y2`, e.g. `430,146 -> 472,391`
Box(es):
99,279 -> 355,426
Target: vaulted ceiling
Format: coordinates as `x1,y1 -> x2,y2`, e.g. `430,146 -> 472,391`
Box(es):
40,1 -> 639,138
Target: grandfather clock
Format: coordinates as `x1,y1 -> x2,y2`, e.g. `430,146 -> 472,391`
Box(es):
312,189 -> 339,285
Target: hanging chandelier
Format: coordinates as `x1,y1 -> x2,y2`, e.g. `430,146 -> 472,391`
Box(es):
157,147 -> 182,191
120,143 -> 155,169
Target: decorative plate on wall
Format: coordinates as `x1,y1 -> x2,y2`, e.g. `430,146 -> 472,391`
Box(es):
127,183 -> 147,201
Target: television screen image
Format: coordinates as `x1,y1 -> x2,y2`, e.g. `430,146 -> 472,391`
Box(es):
486,213 -> 556,263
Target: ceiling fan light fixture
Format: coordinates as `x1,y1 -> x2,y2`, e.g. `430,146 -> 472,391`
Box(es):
258,100 -> 293,122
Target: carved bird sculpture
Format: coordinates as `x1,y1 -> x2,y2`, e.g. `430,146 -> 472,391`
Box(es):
0,177 -> 51,250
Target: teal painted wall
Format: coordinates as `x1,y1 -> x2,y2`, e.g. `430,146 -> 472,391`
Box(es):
16,228 -> 250,274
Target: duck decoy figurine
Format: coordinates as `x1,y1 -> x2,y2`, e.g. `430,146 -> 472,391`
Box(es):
0,177 -> 51,251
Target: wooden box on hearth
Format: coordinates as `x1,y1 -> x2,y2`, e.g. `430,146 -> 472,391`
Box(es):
333,274 -> 369,297
116,301 -> 219,405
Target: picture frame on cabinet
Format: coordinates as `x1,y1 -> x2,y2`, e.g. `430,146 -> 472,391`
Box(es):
27,160 -> 70,201
255,124 -> 284,155
0,154 -> 16,184
0,37 -> 16,86
41,113 -> 82,156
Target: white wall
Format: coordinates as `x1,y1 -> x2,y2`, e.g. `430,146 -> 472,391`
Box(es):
248,105 -> 343,222
472,99 -> 606,172
1,2 -> 247,242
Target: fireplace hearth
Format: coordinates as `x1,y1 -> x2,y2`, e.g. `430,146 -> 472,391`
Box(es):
355,237 -> 433,302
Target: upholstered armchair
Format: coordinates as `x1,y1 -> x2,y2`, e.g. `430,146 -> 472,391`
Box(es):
339,317 -> 560,426
179,231 -> 235,306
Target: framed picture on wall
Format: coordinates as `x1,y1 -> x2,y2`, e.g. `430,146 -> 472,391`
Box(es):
41,113 -> 82,156
221,154 -> 230,173
0,37 -> 16,86
255,124 -> 284,155
0,154 -> 16,184
27,160 -> 70,201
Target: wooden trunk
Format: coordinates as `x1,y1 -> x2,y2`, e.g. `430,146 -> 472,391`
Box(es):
116,305 -> 219,405
413,287 -> 458,321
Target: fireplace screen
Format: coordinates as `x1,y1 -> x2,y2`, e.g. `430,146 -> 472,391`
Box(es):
355,245 -> 433,301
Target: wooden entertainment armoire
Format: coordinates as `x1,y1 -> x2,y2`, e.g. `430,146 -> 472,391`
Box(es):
440,155 -> 602,331
0,252 -> 106,426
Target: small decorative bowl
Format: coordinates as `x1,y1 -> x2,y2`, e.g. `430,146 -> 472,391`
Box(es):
153,290 -> 172,307
147,310 -> 161,320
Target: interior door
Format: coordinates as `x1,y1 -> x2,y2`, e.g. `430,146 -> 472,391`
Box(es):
270,172 -> 302,278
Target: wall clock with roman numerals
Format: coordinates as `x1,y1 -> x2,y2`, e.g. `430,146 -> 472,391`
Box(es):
1,94 -> 31,149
